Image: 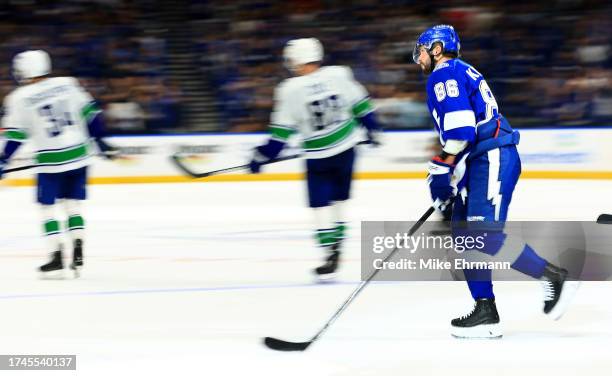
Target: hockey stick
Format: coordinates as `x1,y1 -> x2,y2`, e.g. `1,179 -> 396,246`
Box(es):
263,206 -> 436,352
171,153 -> 299,179
2,164 -> 37,174
2,151 -> 121,175
171,140 -> 373,179
597,214 -> 612,224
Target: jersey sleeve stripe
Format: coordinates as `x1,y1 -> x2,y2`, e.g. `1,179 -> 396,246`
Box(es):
4,129 -> 28,142
81,102 -> 101,122
352,97 -> 373,118
443,110 -> 476,131
269,124 -> 295,141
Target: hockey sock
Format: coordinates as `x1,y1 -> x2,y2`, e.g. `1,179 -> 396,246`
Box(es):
331,200 -> 348,246
334,222 -> 346,244
41,205 -> 61,251
63,199 -> 85,241
316,228 -> 337,248
510,244 -> 547,279
313,206 -> 337,248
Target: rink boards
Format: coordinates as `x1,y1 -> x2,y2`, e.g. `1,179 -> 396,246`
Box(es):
3,128 -> 612,185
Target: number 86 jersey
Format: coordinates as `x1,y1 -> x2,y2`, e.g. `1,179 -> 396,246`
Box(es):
2,77 -> 95,173
426,59 -> 499,148
269,66 -> 373,159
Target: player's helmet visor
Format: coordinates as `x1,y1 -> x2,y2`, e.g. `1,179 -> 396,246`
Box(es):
413,44 -> 425,64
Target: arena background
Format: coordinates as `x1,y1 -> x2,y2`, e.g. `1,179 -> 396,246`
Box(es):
1,0 -> 611,184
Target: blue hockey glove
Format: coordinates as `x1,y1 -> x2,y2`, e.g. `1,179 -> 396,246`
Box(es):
249,148 -> 269,174
249,159 -> 262,174
96,139 -> 120,160
427,157 -> 454,211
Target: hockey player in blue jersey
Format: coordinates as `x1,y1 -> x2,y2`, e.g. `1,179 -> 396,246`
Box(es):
413,25 -> 580,338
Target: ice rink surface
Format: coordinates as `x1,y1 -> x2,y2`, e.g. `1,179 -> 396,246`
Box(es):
0,178 -> 611,375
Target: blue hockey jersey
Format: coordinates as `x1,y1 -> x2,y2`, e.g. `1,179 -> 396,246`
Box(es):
426,59 -> 499,147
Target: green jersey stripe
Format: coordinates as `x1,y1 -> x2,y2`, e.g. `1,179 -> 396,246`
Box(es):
4,129 -> 28,141
81,102 -> 101,121
304,119 -> 356,150
269,125 -> 295,140
352,98 -> 373,117
36,143 -> 89,165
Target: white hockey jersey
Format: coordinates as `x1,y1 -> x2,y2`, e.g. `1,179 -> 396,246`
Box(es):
269,66 -> 374,159
2,77 -> 97,173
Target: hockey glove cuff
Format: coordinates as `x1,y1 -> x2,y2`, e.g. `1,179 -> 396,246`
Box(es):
427,157 -> 454,212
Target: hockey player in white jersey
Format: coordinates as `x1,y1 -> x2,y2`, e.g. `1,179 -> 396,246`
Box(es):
0,50 -> 117,278
249,38 -> 380,279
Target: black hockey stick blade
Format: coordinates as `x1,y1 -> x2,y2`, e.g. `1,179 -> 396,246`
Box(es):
170,140 -> 374,179
170,154 -> 211,178
597,214 -> 612,224
263,337 -> 311,352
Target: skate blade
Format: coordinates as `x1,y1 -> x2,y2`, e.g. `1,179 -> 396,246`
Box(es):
547,281 -> 581,320
70,265 -> 82,279
314,272 -> 338,284
39,269 -> 66,280
451,324 -> 503,339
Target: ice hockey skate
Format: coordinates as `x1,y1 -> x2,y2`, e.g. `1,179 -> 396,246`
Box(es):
314,246 -> 340,282
70,239 -> 84,278
451,298 -> 503,339
541,263 -> 581,320
39,248 -> 65,280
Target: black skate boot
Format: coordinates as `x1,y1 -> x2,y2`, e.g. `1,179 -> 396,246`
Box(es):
314,244 -> 340,282
39,247 -> 64,279
451,298 -> 503,339
70,239 -> 83,278
540,263 -> 580,320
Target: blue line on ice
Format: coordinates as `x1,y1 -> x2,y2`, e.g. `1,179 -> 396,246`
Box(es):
0,281 -> 402,300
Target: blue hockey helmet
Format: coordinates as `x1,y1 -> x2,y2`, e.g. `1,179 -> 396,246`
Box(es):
413,25 -> 460,63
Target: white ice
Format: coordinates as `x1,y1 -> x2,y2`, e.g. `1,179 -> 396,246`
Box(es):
0,178 -> 611,376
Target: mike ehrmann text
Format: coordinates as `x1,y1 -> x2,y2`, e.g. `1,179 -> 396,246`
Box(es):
372,258 -> 512,271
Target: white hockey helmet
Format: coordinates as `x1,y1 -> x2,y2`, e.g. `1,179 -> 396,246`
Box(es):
12,50 -> 51,83
283,38 -> 323,72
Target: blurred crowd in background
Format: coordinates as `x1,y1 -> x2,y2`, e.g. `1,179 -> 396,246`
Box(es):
0,0 -> 183,134
1,0 -> 611,134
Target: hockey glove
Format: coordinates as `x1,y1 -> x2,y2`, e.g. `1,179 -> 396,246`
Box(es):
96,139 -> 120,160
427,157 -> 454,212
249,148 -> 269,174
249,159 -> 262,174
249,140 -> 285,174
366,130 -> 382,147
